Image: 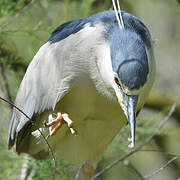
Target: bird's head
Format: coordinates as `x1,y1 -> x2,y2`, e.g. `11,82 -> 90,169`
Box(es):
105,28 -> 153,148
113,58 -> 149,148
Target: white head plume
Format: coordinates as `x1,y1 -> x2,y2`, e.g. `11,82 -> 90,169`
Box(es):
112,0 -> 125,29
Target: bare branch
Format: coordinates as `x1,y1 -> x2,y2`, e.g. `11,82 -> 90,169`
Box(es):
0,96 -> 57,180
0,0 -> 36,29
138,149 -> 180,179
144,156 -> 178,179
92,102 -> 177,180
123,160 -> 145,180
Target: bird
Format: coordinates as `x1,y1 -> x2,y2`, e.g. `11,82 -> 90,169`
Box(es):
8,8 -> 155,179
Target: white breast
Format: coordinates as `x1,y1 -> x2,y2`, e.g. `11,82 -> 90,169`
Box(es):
50,77 -> 126,163
29,74 -> 127,163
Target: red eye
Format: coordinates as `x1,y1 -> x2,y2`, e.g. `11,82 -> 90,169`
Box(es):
114,77 -> 120,86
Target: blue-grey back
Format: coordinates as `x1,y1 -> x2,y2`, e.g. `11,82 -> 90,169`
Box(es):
48,10 -> 152,91
48,10 -> 152,48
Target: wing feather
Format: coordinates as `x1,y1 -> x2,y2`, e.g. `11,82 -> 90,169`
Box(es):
8,42 -> 70,149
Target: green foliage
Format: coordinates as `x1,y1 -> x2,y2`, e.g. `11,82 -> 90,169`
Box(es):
1,0 -> 180,180
63,0 -> 110,21
0,128 -> 25,179
0,127 -> 77,180
0,0 -> 31,17
29,158 -> 77,180
0,41 -> 24,69
103,108 -> 171,157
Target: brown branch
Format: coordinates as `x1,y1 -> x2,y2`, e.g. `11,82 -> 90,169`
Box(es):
92,102 -> 177,180
144,156 -> 178,179
0,0 -> 36,29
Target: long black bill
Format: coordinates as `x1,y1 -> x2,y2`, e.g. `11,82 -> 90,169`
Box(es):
123,94 -> 138,148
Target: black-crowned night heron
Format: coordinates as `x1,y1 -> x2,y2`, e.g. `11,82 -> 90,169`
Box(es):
8,9 -> 155,179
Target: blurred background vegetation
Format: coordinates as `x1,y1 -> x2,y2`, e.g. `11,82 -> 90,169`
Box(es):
0,0 -> 180,179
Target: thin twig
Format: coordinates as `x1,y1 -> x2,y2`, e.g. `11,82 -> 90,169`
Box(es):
0,0 -> 36,29
139,149 -> 180,179
92,102 -> 177,180
129,163 -> 145,180
144,156 -> 178,179
124,160 -> 145,180
0,96 -> 57,180
0,97 -> 28,118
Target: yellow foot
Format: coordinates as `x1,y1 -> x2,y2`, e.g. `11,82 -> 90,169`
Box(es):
44,112 -> 77,136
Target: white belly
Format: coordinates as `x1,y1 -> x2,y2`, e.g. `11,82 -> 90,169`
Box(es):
29,78 -> 127,163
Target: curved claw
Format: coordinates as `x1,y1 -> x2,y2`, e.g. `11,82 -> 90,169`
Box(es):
45,112 -> 77,136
